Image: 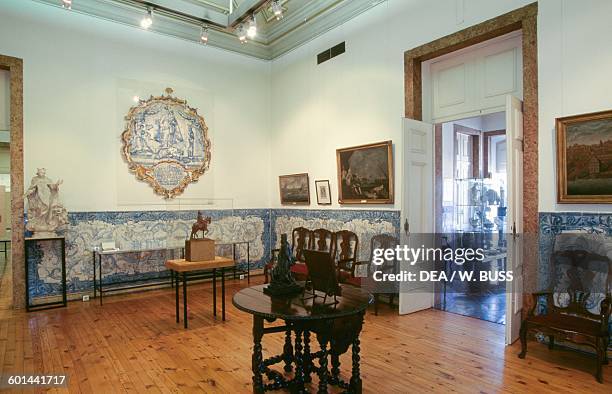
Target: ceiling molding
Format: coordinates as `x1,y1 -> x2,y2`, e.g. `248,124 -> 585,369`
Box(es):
30,0 -> 385,60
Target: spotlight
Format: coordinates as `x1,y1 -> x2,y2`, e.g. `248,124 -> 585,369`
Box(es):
140,8 -> 153,29
200,25 -> 209,45
247,14 -> 257,39
61,0 -> 72,10
271,0 -> 283,20
237,24 -> 247,44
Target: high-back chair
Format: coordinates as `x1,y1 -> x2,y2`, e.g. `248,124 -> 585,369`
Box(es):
518,233 -> 611,383
289,227 -> 313,280
334,230 -> 359,283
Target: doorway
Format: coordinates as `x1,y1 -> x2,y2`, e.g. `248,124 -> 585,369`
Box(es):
0,67 -> 11,310
435,111 -> 508,325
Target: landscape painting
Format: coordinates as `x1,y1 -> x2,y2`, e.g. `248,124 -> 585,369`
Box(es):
336,141 -> 394,204
279,173 -> 310,205
556,109 -> 612,203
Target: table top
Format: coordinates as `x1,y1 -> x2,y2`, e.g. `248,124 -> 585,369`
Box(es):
165,256 -> 235,272
95,246 -> 183,255
94,240 -> 250,255
232,284 -> 373,321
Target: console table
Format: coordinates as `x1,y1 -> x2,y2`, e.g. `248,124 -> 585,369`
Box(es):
92,241 -> 252,304
93,247 -> 182,305
233,284 -> 372,393
0,238 -> 10,260
166,256 -> 235,328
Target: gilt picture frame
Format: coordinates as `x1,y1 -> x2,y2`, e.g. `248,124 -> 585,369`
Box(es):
315,180 -> 332,205
556,109 -> 612,204
279,173 -> 310,205
336,140 -> 394,204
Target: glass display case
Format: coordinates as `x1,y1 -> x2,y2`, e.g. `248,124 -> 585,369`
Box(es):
452,177 -> 507,234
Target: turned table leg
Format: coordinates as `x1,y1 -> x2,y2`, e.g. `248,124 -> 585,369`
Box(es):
293,329 -> 306,391
318,336 -> 330,394
349,336 -> 362,393
283,328 -> 293,372
303,330 -> 312,383
252,316 -> 265,394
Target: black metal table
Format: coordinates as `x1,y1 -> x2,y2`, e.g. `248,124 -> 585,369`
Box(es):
0,239 -> 10,260
25,236 -> 67,312
233,284 -> 372,393
92,241 -> 252,304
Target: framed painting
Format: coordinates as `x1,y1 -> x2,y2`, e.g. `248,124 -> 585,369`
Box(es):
121,88 -> 211,199
279,173 -> 310,205
315,180 -> 332,205
556,109 -> 612,203
336,140 -> 394,204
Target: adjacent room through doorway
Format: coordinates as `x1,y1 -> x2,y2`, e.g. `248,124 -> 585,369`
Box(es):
434,111 -> 508,325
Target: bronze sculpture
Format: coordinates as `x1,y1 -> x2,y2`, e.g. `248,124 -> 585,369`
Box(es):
264,233 -> 303,296
190,211 -> 212,239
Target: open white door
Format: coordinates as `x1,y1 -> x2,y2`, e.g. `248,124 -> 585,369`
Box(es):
399,118 -> 434,315
505,95 -> 524,345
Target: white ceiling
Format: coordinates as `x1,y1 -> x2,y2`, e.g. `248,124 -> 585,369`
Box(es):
33,0 -> 386,59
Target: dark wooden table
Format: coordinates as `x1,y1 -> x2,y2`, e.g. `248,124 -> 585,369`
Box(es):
233,284 -> 372,393
166,256 -> 235,328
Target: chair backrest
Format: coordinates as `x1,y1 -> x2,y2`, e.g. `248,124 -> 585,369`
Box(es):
334,230 -> 359,273
550,233 -> 611,317
311,228 -> 336,255
304,249 -> 341,296
292,227 -> 312,262
369,233 -> 399,275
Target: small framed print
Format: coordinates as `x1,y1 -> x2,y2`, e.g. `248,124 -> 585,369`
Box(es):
315,180 -> 332,205
279,173 -> 310,205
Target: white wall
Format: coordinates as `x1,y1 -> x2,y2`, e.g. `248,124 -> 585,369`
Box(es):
270,0 -> 532,210
270,0 -> 612,215
538,0 -> 612,213
3,0 -> 612,215
0,0 -> 271,211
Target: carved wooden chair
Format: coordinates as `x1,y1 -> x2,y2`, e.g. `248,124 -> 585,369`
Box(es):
311,229 -> 336,255
289,227 -> 313,281
346,234 -> 399,315
518,234 -> 611,383
334,230 -> 359,284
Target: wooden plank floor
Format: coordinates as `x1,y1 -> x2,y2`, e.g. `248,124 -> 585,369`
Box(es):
0,276 -> 609,393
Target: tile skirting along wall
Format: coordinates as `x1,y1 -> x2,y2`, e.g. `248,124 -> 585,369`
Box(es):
27,208 -> 401,299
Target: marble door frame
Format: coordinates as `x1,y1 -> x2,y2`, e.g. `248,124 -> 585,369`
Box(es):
0,54 -> 25,309
404,2 -> 538,234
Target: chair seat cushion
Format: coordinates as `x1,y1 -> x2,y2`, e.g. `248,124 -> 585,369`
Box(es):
527,313 -> 604,336
290,262 -> 308,275
345,276 -> 362,287
338,270 -> 352,283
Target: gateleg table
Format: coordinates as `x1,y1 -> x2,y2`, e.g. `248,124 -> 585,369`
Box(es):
165,256 -> 235,328
233,284 -> 372,393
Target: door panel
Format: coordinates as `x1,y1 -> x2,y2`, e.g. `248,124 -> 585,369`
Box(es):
505,95 -> 524,345
399,118 -> 434,315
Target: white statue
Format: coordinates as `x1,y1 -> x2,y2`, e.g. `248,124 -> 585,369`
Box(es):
25,168 -> 68,237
